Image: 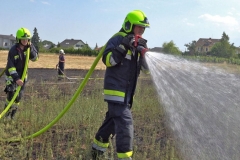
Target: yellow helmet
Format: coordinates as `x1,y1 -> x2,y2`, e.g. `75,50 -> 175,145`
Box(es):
16,27 -> 31,43
122,10 -> 150,33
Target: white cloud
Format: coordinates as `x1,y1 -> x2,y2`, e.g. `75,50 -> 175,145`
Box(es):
199,14 -> 238,26
182,18 -> 195,26
186,23 -> 195,26
41,1 -> 50,5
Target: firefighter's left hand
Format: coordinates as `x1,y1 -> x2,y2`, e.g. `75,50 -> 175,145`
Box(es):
137,37 -> 148,48
137,46 -> 148,57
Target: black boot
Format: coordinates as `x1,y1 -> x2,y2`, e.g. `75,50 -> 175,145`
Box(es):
5,105 -> 18,119
10,107 -> 18,119
91,147 -> 104,160
4,104 -> 11,119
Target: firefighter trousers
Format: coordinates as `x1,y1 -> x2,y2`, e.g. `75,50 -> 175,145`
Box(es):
94,102 -> 133,157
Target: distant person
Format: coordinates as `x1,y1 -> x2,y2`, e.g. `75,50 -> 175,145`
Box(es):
91,10 -> 150,160
3,27 -> 39,119
56,49 -> 65,80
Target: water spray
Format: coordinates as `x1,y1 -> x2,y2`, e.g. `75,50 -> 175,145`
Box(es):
146,52 -> 240,160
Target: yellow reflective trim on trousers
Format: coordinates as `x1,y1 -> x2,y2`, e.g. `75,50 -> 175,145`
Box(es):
31,56 -> 38,62
8,67 -> 16,72
6,80 -> 12,85
104,89 -> 125,97
106,52 -> 112,67
94,138 -> 109,148
117,151 -> 133,158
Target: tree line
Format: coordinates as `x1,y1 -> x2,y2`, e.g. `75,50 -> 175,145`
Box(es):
31,27 -> 98,56
31,28 -> 240,61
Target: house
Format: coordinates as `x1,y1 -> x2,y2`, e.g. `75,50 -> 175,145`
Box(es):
236,46 -> 240,54
195,38 -> 220,53
43,44 -> 55,50
0,34 -> 16,49
59,39 -> 86,49
149,47 -> 163,53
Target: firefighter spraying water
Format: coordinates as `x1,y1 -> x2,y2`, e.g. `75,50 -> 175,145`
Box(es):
91,9 -> 150,160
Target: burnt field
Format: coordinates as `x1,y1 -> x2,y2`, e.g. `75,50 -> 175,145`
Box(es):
0,68 -> 107,102
0,67 -> 169,160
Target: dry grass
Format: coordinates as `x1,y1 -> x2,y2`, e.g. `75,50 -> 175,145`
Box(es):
0,50 -> 106,70
203,62 -> 240,74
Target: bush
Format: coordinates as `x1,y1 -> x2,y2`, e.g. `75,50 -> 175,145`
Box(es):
47,47 -> 98,56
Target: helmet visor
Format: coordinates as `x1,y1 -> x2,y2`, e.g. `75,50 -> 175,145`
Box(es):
20,33 -> 31,39
137,17 -> 150,28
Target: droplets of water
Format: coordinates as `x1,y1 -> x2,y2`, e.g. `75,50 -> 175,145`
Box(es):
145,52 -> 240,160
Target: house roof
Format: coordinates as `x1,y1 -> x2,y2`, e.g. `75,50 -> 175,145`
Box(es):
196,38 -> 220,47
0,34 -> 15,40
43,44 -> 52,50
59,39 -> 85,48
95,46 -> 103,51
149,47 -> 163,53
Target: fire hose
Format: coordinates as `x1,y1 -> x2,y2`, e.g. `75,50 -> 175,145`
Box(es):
0,32 -> 135,142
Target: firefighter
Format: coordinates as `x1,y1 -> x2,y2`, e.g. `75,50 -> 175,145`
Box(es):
3,27 -> 38,119
56,49 -> 65,80
91,10 -> 150,159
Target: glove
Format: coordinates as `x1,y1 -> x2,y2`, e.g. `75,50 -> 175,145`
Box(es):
120,34 -> 135,49
137,37 -> 147,48
113,34 -> 135,59
136,37 -> 148,57
137,46 -> 148,57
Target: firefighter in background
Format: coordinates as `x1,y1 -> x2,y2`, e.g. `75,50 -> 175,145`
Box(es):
4,27 -> 38,119
91,10 -> 150,159
56,49 -> 65,80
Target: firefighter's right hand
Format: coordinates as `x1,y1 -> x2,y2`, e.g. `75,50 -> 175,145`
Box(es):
16,79 -> 24,86
121,34 -> 135,49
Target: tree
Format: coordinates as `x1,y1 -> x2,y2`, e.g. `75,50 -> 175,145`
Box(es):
221,32 -> 229,42
94,43 -> 98,50
31,27 -> 40,51
210,32 -> 235,58
162,40 -> 181,55
184,40 -> 196,55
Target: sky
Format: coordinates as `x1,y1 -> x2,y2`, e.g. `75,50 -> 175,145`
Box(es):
1,0 -> 240,51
